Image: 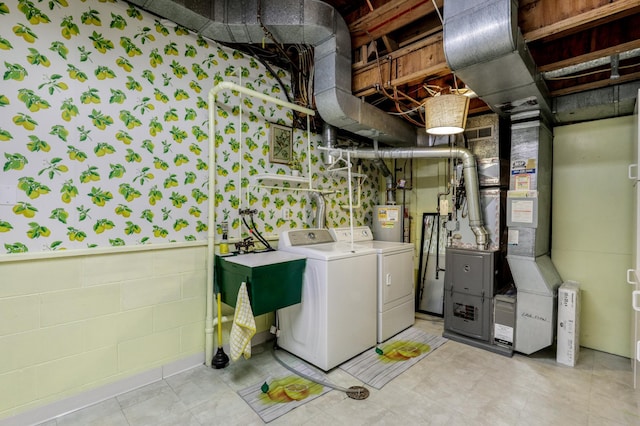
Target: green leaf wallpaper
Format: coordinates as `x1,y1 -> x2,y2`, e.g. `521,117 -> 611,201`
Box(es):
0,0 -> 380,254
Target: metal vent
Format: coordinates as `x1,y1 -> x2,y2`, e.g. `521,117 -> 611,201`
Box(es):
453,303 -> 477,321
464,125 -> 493,141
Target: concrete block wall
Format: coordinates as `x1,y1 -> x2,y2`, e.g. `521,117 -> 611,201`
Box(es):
0,244 -> 209,420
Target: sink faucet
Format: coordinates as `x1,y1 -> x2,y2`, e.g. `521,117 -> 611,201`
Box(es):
235,237 -> 255,253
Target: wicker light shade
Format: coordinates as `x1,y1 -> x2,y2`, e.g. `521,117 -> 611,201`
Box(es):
424,94 -> 470,135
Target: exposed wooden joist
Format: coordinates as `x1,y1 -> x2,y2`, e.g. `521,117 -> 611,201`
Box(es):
381,35 -> 399,53
321,0 -> 640,123
521,0 -> 640,42
529,13 -> 640,72
537,39 -> 640,73
351,33 -> 449,97
349,0 -> 443,50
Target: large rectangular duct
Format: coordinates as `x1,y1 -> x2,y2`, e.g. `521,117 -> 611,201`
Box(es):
443,0 -> 552,121
444,0 -> 562,355
506,113 -> 562,354
130,0 -> 421,146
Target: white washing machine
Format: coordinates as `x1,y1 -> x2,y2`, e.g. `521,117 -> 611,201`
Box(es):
330,226 -> 415,343
277,229 -> 377,371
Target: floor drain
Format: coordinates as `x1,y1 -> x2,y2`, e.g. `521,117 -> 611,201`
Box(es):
346,386 -> 369,400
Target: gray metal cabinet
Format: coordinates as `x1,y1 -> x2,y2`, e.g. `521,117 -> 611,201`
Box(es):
444,248 -> 498,342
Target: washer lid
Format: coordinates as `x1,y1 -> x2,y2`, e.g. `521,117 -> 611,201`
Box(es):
279,241 -> 377,260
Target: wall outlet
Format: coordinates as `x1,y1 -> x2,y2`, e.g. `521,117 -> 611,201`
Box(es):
282,209 -> 290,220
0,185 -> 16,205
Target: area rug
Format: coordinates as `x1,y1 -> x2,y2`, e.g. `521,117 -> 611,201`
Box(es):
237,360 -> 331,423
339,327 -> 447,389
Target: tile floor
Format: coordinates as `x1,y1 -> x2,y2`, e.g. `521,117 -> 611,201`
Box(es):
39,315 -> 640,425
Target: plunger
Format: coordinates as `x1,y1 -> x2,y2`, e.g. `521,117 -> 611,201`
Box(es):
211,292 -> 229,368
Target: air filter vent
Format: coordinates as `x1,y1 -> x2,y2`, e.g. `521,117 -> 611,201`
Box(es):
453,303 -> 477,321
464,125 -> 493,141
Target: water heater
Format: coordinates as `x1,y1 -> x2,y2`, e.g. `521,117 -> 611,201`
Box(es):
372,205 -> 403,242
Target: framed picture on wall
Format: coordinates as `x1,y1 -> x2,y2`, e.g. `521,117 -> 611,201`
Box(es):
269,123 -> 293,164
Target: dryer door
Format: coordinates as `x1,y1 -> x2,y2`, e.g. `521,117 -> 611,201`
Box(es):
379,250 -> 414,311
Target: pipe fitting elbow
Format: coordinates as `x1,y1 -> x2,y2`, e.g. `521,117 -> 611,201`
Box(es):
471,226 -> 490,250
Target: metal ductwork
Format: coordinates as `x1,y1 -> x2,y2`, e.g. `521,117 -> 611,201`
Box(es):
554,80 -> 640,124
321,122 -> 338,166
129,1 -> 488,239
342,146 -> 489,250
443,0 -> 552,121
506,113 -> 562,355
309,191 -> 326,229
444,0 -> 562,354
372,156 -> 395,205
128,0 -> 420,146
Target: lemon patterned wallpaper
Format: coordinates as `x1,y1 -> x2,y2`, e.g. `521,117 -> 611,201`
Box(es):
0,0 -> 380,254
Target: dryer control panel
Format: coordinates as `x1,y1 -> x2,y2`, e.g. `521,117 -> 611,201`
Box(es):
329,226 -> 373,242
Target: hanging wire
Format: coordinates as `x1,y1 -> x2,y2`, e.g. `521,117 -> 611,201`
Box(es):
423,84 -> 442,97
370,42 -> 426,126
432,0 -> 444,26
252,0 -> 317,130
387,103 -> 424,116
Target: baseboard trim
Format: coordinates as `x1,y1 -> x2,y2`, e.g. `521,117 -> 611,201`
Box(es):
2,331 -> 272,426
1,352 -> 203,426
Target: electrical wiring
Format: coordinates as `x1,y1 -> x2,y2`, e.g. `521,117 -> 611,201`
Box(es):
387,103 -> 424,115
257,1 -> 301,77
243,44 -> 309,130
368,41 -> 429,127
289,44 -> 313,108
249,1 -> 316,130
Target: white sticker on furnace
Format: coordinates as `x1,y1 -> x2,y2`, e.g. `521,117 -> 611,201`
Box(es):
494,323 -> 513,343
511,199 -> 534,223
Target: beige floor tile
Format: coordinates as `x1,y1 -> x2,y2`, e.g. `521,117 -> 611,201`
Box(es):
40,316 -> 640,426
121,390 -> 190,426
55,399 -> 128,426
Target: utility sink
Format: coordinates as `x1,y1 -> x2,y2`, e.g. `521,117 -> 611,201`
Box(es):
215,251 -> 306,316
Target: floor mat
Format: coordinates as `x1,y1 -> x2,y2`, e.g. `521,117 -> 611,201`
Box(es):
339,327 -> 447,389
237,360 -> 331,423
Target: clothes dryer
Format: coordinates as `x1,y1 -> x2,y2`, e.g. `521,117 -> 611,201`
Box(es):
277,229 -> 378,370
330,226 -> 415,343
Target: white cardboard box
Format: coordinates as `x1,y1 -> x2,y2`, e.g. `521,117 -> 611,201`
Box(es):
557,281 -> 580,366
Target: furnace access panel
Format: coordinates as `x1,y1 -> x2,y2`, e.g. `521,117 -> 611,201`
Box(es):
444,248 -> 499,342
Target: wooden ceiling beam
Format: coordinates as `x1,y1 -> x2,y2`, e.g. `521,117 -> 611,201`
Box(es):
351,33 -> 449,97
520,0 -> 640,42
381,35 -> 399,54
537,39 -> 640,73
529,13 -> 640,72
349,0 -> 443,50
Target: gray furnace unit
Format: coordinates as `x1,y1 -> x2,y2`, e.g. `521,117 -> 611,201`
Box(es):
443,247 -> 512,356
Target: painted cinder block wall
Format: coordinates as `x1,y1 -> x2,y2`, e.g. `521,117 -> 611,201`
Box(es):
552,116 -> 635,358
0,245 -> 207,418
0,0 -> 381,420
